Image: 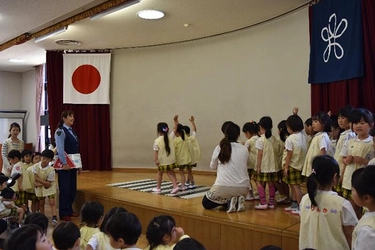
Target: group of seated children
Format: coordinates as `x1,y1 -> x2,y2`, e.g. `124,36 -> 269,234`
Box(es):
2,200 -> 206,250
0,149 -> 58,227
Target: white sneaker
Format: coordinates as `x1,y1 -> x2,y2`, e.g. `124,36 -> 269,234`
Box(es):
254,203 -> 268,210
170,187 -> 179,194
245,193 -> 255,201
237,196 -> 245,212
291,207 -> 300,215
188,183 -> 196,189
267,204 -> 275,209
227,197 -> 238,213
284,204 -> 298,212
151,187 -> 161,193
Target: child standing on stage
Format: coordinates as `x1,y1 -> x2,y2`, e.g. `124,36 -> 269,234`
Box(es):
302,112 -> 332,177
242,121 -> 259,200
351,165 -> 375,250
79,201 -> 104,250
255,116 -> 282,210
274,120 -> 290,204
145,215 -> 189,250
334,105 -> 355,196
32,149 -> 58,224
173,115 -> 191,191
153,122 -> 179,194
8,149 -> 31,209
299,155 -> 357,250
184,116 -> 201,189
283,115 -> 307,215
340,108 -> 374,219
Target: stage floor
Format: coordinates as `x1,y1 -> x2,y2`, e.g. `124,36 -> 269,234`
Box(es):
74,169 -> 300,250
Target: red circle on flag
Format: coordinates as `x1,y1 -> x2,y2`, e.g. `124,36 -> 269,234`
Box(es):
72,64 -> 101,94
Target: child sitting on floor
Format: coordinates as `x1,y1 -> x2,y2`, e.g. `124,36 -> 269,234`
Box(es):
79,201 -> 104,249
145,215 -> 189,250
105,211 -> 142,250
53,222 -> 81,250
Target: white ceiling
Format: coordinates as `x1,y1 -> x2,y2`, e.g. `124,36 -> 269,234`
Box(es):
0,0 -> 310,73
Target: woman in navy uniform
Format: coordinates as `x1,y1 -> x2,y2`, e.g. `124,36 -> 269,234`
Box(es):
54,110 -> 81,221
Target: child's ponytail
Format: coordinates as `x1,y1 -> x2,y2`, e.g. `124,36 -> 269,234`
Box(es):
259,116 -> 273,139
176,124 -> 185,141
157,123 -> 171,156
146,215 -> 175,250
307,171 -> 318,207
307,155 -> 339,207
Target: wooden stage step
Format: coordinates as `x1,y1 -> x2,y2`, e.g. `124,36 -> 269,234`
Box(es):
73,170 -> 300,250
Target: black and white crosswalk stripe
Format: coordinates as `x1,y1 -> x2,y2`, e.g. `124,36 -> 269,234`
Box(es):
107,179 -> 210,199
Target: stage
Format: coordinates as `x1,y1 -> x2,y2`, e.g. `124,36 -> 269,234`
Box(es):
74,169 -> 300,250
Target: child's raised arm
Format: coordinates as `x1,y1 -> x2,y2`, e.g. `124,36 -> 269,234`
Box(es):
189,116 -> 197,133
173,115 -> 179,134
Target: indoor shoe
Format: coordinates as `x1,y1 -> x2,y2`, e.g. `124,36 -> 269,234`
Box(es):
276,196 -> 288,203
52,216 -> 58,224
60,216 -> 71,221
151,187 -> 161,193
284,204 -> 298,212
254,203 -> 268,210
267,204 -> 275,209
237,196 -> 245,212
245,193 -> 255,201
180,186 -> 187,191
170,187 -> 179,194
227,197 -> 238,213
291,207 -> 300,215
188,183 -> 196,189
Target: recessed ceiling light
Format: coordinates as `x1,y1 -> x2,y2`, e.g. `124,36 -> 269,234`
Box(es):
8,58 -> 26,63
137,10 -> 164,20
55,40 -> 82,46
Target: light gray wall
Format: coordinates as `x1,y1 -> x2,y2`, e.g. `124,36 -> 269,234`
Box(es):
21,69 -> 37,147
0,71 -> 22,109
0,69 -> 37,148
111,8 -> 311,170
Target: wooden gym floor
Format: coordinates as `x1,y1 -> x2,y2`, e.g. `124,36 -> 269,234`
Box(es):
69,169 -> 300,250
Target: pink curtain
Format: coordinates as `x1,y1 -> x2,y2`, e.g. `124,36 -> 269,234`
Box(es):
35,65 -> 44,152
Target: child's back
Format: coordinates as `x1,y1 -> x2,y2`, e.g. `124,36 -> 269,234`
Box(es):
87,206 -> 127,250
79,201 -> 104,249
299,155 -> 357,250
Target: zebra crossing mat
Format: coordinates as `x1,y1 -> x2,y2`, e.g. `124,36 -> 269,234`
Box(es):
107,179 -> 210,199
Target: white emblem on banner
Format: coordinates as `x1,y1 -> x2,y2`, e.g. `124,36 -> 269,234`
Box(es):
321,13 -> 348,63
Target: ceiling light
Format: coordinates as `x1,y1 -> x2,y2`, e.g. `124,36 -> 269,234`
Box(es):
91,0 -> 141,20
137,10 -> 164,20
55,40 -> 82,46
8,58 -> 26,63
35,26 -> 68,43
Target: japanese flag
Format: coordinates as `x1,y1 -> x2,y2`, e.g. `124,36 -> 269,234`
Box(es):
63,53 -> 111,104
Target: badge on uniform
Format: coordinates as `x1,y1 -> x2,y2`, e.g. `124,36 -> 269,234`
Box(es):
56,129 -> 61,136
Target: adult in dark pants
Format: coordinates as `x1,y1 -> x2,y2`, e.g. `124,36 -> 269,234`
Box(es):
54,110 -> 81,221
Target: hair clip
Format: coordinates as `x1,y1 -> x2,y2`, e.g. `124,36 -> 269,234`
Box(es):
311,169 -> 316,174
162,127 -> 168,132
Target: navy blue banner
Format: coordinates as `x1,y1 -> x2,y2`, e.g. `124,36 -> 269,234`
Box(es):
308,0 -> 363,84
